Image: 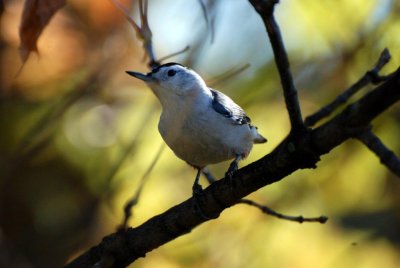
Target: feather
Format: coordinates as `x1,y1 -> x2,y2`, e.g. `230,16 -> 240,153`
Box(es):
209,88 -> 251,125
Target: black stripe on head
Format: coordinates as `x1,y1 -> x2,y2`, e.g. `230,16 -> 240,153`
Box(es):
151,62 -> 184,74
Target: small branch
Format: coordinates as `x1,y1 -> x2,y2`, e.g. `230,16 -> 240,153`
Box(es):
208,63 -> 251,87
120,144 -> 165,230
249,0 -> 304,132
103,104 -> 157,186
158,46 -> 190,63
238,199 -> 328,224
198,0 -> 215,43
356,129 -> 400,177
305,48 -> 391,127
110,0 -> 159,68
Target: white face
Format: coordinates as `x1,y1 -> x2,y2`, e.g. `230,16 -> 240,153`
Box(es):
148,63 -> 206,96
127,63 -> 208,107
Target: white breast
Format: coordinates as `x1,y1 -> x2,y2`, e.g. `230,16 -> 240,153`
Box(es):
158,96 -> 254,168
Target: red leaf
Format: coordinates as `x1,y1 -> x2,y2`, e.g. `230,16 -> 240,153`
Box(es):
19,0 -> 66,63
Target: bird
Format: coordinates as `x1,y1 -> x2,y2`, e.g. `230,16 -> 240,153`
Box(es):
126,62 -> 267,195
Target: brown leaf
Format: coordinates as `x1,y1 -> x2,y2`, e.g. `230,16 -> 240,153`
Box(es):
19,0 -> 66,63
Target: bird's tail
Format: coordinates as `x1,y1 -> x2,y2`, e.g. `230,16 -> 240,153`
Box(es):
250,126 -> 267,144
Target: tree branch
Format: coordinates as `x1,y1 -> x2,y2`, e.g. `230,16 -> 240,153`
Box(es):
305,48 -> 392,127
65,68 -> 400,268
356,129 -> 400,177
249,0 -> 304,132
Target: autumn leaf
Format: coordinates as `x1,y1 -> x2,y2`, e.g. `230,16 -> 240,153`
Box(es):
19,0 -> 66,63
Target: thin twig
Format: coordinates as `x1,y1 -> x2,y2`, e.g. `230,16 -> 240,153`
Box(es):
103,104 -> 157,185
110,0 -> 167,231
120,143 -> 166,230
208,63 -> 251,87
197,0 -> 215,43
238,199 -> 328,223
357,129 -> 400,177
249,0 -> 304,132
158,46 -> 190,63
110,0 -> 140,33
305,48 -> 391,127
110,0 -> 159,67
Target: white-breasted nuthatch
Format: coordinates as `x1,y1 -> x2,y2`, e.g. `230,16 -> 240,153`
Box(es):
127,63 -> 267,194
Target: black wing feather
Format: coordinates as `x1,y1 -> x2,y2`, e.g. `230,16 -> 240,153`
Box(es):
210,88 -> 251,125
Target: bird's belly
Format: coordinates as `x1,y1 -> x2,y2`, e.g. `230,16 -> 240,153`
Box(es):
159,115 -> 253,168
170,134 -> 235,168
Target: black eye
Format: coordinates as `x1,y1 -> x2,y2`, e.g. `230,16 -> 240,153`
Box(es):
167,70 -> 176,77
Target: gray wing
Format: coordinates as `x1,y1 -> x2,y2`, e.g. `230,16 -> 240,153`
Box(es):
210,88 -> 251,125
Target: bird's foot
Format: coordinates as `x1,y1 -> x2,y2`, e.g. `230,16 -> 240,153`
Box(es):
191,181 -> 211,220
192,182 -> 204,196
192,193 -> 211,220
225,160 -> 238,186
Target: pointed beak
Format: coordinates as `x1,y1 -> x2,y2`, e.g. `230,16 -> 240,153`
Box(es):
126,71 -> 154,82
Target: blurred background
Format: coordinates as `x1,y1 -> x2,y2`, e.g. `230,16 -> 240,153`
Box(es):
1,0 -> 400,267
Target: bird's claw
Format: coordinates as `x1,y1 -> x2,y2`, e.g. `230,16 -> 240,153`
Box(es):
225,161 -> 238,185
191,184 -> 211,220
225,170 -> 234,182
192,183 -> 204,196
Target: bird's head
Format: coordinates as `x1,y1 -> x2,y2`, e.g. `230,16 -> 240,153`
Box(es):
126,63 -> 207,102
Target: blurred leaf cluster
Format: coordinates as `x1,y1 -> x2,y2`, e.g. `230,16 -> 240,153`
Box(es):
0,0 -> 399,267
